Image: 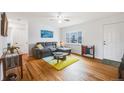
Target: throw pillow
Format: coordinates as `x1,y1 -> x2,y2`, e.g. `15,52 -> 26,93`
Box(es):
36,44 -> 44,49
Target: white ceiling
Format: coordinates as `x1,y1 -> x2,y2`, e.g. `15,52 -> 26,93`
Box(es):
7,12 -> 122,28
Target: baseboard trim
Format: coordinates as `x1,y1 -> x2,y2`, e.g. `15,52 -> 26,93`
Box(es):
102,59 -> 120,68
71,53 -> 102,62
71,52 -> 81,56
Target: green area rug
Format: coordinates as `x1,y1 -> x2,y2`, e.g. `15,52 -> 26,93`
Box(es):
43,56 -> 79,70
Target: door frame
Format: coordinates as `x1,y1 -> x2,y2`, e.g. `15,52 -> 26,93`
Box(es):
103,21 -> 124,60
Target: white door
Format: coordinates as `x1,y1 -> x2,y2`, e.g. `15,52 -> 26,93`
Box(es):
8,22 -> 28,54
104,22 -> 124,62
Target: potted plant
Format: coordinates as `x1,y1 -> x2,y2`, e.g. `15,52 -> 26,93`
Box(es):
7,43 -> 20,54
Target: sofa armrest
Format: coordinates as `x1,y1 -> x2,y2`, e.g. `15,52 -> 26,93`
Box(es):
32,48 -> 42,59
40,48 -> 53,58
32,48 -> 53,59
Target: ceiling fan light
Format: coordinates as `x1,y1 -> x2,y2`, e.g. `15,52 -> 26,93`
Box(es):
58,20 -> 62,23
58,15 -> 62,19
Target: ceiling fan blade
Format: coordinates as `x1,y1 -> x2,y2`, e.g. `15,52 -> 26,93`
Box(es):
49,13 -> 71,22
49,18 -> 57,21
64,18 -> 70,22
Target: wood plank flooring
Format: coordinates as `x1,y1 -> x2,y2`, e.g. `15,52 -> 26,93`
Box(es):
20,54 -> 118,81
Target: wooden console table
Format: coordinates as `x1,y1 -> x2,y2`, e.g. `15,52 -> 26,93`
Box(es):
0,53 -> 23,80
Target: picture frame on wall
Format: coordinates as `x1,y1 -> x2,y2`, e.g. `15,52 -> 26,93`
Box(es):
41,30 -> 53,38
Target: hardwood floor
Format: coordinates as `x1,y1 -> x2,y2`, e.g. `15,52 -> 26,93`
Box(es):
20,54 -> 118,81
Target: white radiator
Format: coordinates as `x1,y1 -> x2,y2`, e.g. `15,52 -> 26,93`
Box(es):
65,44 -> 81,55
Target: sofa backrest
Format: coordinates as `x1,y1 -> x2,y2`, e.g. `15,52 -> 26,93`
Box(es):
36,42 -> 46,47
36,42 -> 57,48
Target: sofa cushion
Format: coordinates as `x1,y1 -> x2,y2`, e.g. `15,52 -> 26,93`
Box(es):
57,47 -> 71,51
36,44 -> 44,49
36,42 -> 46,47
52,42 -> 57,48
45,42 -> 53,47
49,47 -> 57,52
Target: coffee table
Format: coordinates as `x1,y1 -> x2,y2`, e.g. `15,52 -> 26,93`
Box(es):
53,52 -> 68,63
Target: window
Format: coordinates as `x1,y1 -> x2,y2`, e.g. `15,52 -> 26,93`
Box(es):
66,32 -> 82,44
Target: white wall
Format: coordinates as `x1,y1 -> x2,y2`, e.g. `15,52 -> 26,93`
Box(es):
60,13 -> 124,59
29,19 -> 60,44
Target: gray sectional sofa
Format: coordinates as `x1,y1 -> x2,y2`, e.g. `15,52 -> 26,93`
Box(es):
32,42 -> 71,59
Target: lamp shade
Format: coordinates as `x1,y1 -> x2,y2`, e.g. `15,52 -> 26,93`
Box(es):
60,41 -> 64,47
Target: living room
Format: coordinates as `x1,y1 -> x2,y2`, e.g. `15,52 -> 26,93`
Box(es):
0,12 -> 124,81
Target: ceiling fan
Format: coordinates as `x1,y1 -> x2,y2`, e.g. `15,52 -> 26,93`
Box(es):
49,12 -> 70,23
